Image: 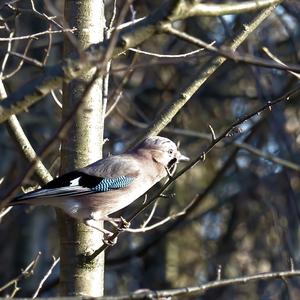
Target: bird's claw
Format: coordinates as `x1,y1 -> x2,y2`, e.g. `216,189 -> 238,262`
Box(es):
102,232 -> 118,246
107,217 -> 131,231
118,216 -> 130,231
159,193 -> 175,199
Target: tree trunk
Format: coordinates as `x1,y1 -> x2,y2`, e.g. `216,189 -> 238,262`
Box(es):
58,0 -> 105,296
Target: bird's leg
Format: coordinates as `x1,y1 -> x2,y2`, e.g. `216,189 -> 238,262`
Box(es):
101,216 -> 131,231
84,219 -> 118,245
100,217 -> 120,228
118,216 -> 131,231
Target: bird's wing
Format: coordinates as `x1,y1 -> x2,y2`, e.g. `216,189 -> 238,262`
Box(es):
12,155 -> 140,202
80,154 -> 140,178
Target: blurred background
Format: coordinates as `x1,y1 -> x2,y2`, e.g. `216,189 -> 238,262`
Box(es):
0,0 -> 300,299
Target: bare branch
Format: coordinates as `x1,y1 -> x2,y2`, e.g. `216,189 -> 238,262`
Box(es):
30,0 -> 63,29
128,47 -> 205,58
0,31 -> 14,78
0,0 -> 179,123
115,270 -> 300,299
105,54 -> 138,117
7,50 -> 43,67
1,39 -> 34,80
0,81 -> 52,185
262,46 -> 300,79
117,112 -> 300,173
126,195 -> 197,233
87,83 -> 299,259
0,28 -> 76,42
0,206 -> 12,222
102,0 -> 118,133
50,89 -> 62,109
140,2 -> 282,140
32,256 -> 60,299
161,25 -> 300,74
42,25 -> 53,66
14,269 -> 300,299
0,252 -> 41,295
235,142 -> 300,172
0,0 -> 289,124
170,0 -> 282,20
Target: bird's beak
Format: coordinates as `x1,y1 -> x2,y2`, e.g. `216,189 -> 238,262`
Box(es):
177,152 -> 190,162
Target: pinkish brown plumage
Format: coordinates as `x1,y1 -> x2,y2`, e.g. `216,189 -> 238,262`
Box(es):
9,136 -> 189,236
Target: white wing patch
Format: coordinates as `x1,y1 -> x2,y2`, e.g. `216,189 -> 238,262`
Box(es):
69,177 -> 81,186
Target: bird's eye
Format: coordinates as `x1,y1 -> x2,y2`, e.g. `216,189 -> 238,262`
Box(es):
168,149 -> 174,155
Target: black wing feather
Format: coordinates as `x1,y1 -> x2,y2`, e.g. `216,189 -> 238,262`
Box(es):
43,171 -> 101,189
12,155 -> 140,203
12,172 -> 134,203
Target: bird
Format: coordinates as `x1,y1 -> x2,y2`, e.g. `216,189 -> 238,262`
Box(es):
8,136 -> 189,238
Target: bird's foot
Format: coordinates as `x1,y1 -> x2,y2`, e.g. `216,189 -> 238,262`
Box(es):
159,193 -> 175,199
119,216 -> 131,231
102,232 -> 118,246
84,218 -> 118,245
106,217 -> 131,231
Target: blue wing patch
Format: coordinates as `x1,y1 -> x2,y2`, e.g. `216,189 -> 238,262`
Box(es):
91,176 -> 134,192
11,174 -> 135,203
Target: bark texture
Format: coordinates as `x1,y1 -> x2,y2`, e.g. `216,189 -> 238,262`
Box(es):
58,0 -> 105,296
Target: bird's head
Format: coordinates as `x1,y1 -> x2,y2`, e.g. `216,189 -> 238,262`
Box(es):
138,136 -> 189,170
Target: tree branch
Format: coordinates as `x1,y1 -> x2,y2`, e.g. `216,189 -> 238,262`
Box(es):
87,83 -> 299,259
111,270 -> 300,299
140,1 -> 282,140
0,82 -> 52,185
170,0 -> 282,20
2,269 -> 299,299
0,0 -> 284,124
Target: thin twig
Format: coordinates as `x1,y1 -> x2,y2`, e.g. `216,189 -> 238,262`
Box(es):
0,32 -> 14,78
42,25 -> 53,66
8,50 -> 43,67
0,0 -> 132,210
102,0 -> 118,130
124,270 -> 300,299
87,85 -> 300,259
126,195 -> 197,233
160,21 -> 300,73
0,206 -> 12,221
128,47 -> 207,58
0,77 -> 52,195
1,0 -> 296,124
30,0 -> 63,29
139,2 -> 283,141
50,90 -> 62,109
32,256 -> 60,299
0,28 -> 76,42
262,46 -> 300,79
0,252 -> 41,294
105,54 -> 138,117
116,95 -> 300,173
140,201 -> 158,229
1,39 -> 34,80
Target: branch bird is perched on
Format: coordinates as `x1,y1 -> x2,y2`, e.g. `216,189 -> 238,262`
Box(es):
9,136 -> 189,238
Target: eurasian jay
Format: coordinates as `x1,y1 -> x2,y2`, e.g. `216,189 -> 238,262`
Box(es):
9,136 -> 189,236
